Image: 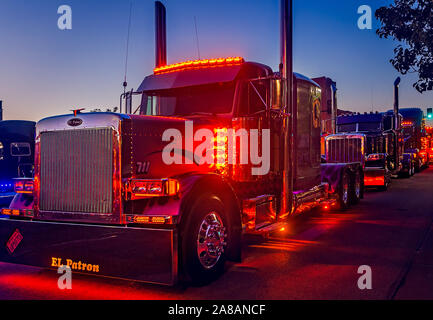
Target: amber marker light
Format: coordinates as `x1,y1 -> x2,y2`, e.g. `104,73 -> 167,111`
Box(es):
154,57 -> 245,74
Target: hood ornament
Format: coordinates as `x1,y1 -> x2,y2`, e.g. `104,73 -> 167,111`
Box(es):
70,108 -> 85,117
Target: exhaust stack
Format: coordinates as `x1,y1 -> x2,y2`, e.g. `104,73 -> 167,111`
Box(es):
280,0 -> 294,215
394,77 -> 401,130
155,1 -> 167,68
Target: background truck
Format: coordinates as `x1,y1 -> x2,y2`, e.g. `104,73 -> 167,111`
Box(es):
397,108 -> 429,172
0,0 -> 363,285
425,125 -> 433,164
336,110 -> 404,189
0,120 -> 35,208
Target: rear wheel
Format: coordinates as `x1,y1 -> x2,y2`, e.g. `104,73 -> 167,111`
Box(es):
350,171 -> 361,205
415,160 -> 421,173
338,171 -> 350,210
378,176 -> 389,191
402,164 -> 412,178
181,195 -> 228,285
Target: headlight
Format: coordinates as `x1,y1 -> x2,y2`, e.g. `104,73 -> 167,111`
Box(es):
127,179 -> 179,199
14,179 -> 34,194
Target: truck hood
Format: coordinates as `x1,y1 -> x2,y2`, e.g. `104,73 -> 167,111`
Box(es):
36,112 -> 229,180
123,114 -> 230,180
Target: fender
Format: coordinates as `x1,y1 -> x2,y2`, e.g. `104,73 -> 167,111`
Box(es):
136,173 -> 242,262
176,173 -> 242,262
7,193 -> 33,211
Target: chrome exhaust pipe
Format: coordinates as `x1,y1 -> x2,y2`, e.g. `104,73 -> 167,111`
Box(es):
280,0 -> 294,216
394,77 -> 401,130
155,1 -> 167,68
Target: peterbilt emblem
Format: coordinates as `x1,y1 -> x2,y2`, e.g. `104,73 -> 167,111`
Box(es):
67,118 -> 83,127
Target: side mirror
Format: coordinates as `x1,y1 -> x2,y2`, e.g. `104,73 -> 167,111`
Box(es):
270,79 -> 283,110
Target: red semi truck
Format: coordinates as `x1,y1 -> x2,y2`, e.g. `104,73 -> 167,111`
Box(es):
0,1 -> 363,285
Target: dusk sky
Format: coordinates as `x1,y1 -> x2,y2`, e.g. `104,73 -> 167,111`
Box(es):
0,0 -> 432,121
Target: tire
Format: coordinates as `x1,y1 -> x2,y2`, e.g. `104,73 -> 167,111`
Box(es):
180,194 -> 229,285
402,164 -> 412,178
415,160 -> 421,173
350,170 -> 361,205
378,177 -> 388,191
338,171 -> 350,210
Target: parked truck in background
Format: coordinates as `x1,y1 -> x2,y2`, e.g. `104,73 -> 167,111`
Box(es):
336,111 -> 404,189
0,1 -> 363,285
397,108 -> 429,172
425,125 -> 433,164
0,120 -> 35,208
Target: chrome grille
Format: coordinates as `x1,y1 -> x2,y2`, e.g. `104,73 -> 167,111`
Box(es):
327,136 -> 364,165
40,128 -> 113,213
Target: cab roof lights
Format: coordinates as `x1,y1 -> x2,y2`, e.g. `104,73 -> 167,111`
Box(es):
154,57 -> 245,75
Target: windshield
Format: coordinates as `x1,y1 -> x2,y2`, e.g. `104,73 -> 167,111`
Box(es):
338,124 -> 357,133
402,126 -> 415,138
142,82 -> 236,116
358,122 -> 381,132
10,142 -> 31,156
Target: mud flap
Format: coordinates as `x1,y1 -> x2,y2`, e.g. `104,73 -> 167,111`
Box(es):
0,218 -> 178,285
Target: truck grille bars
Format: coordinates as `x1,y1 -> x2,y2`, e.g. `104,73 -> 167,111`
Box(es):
326,135 -> 365,166
39,128 -> 114,214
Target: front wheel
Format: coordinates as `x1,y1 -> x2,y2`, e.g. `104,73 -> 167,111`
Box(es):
415,160 -> 421,173
181,195 -> 229,285
410,163 -> 415,176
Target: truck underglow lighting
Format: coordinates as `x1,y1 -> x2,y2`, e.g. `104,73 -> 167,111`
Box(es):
154,57 -> 245,75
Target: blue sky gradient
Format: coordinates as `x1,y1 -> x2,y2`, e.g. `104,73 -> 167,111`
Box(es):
0,0 -> 432,121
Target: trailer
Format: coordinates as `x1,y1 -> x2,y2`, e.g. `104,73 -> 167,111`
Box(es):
0,1 -> 363,285
0,121 -> 35,208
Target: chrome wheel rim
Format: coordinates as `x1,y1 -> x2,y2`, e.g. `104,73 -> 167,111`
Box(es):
342,175 -> 349,204
197,212 -> 226,269
355,174 -> 361,199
